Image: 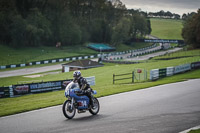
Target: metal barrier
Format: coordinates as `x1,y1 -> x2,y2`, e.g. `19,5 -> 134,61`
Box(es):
0,76 -> 96,98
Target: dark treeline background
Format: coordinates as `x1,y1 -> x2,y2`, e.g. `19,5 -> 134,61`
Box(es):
0,0 -> 151,48
148,10 -> 181,19
182,9 -> 200,48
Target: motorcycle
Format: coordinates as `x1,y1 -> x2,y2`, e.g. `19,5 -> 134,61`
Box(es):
62,81 -> 100,119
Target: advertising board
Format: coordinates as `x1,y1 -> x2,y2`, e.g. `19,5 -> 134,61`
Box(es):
30,81 -> 62,93
191,62 -> 200,69
174,64 -> 191,74
159,68 -> 167,78
13,85 -> 30,95
0,87 -> 9,98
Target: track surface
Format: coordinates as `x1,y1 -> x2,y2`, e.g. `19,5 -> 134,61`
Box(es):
0,79 -> 200,133
0,64 -> 62,78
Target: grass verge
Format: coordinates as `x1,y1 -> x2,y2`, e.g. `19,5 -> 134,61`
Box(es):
189,129 -> 200,133
0,67 -> 200,117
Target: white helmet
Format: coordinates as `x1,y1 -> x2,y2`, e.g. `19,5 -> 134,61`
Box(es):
73,71 -> 81,78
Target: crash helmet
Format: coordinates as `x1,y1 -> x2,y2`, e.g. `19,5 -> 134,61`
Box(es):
73,70 -> 81,79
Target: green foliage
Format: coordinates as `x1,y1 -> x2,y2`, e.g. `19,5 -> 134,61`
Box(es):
58,11 -> 81,45
130,14 -> 149,38
112,17 -> 131,45
149,10 -> 180,19
26,8 -> 52,46
10,15 -> 27,47
0,0 -> 150,48
182,9 -> 200,48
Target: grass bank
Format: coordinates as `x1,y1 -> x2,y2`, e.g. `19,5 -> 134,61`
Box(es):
0,69 -> 199,117
150,18 -> 183,40
0,43 -> 153,66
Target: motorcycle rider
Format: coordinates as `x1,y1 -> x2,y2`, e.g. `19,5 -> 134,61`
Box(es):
73,70 -> 94,108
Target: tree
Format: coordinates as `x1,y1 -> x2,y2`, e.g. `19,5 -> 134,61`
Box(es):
26,8 -> 52,46
58,11 -> 82,45
0,0 -> 16,44
111,17 -> 131,45
182,12 -> 196,20
173,13 -> 180,19
0,0 -> 151,48
182,13 -> 187,20
182,9 -> 200,48
129,14 -> 149,39
10,15 -> 27,47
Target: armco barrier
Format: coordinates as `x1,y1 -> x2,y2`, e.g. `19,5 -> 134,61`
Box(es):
8,80 -> 69,97
150,62 -> 199,81
191,62 -> 200,69
0,76 -> 96,98
159,68 -> 167,78
167,67 -> 174,76
0,87 -> 10,98
174,64 -> 191,74
85,76 -> 95,86
0,54 -> 98,70
150,69 -> 159,80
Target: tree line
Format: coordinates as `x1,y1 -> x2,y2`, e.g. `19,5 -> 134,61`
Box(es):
0,0 -> 151,48
182,9 -> 200,48
148,10 -> 181,19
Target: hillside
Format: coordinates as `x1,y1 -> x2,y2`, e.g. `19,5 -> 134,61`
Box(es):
150,18 -> 183,40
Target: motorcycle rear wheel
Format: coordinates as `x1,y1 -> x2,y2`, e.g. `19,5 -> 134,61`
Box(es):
89,97 -> 100,115
62,100 -> 76,119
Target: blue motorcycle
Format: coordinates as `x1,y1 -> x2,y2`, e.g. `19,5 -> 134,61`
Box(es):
62,82 -> 100,119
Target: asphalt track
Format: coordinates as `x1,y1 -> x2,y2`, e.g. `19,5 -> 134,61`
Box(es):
0,79 -> 200,133
0,64 -> 62,78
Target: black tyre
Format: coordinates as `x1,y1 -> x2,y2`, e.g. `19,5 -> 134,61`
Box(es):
89,97 -> 100,115
62,100 -> 76,119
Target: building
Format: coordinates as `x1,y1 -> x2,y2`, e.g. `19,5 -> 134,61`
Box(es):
62,59 -> 104,72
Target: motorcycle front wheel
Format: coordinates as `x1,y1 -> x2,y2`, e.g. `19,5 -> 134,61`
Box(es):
62,100 -> 76,119
89,97 -> 100,115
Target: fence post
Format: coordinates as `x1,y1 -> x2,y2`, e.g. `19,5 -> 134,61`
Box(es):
113,74 -> 115,84
132,71 -> 134,83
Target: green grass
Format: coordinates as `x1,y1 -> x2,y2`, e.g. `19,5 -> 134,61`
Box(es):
116,43 -> 153,51
0,49 -> 200,87
0,44 -> 97,66
0,43 -> 153,66
152,49 -> 200,60
150,18 -> 183,40
0,49 -> 200,117
189,129 -> 200,133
